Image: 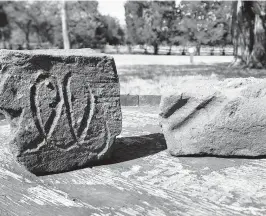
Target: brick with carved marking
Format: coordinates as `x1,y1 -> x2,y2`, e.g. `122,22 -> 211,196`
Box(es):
0,49 -> 122,175
159,78 -> 266,157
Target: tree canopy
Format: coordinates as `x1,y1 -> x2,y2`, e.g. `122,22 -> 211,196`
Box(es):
124,0 -> 232,54
177,1 -> 231,46
125,1 -> 178,54
3,0 -> 265,64
0,1 -> 125,49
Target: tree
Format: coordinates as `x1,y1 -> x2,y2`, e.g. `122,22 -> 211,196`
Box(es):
1,0 -> 123,50
0,3 -> 10,48
125,1 -> 177,54
159,2 -> 180,55
4,2 -> 33,49
3,1 -> 60,49
177,1 -> 231,55
66,1 -> 103,49
231,1 -> 266,68
99,15 -> 125,46
0,5 -> 7,28
25,1 -> 60,47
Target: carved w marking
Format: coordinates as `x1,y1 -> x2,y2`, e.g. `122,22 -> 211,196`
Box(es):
25,72 -> 95,153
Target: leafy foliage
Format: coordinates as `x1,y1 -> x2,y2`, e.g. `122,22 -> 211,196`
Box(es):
66,1 -> 100,48
177,1 -> 232,47
125,1 -> 178,54
0,1 -> 125,49
124,0 -> 232,54
0,0 -> 233,52
3,1 -> 60,48
99,15 -> 125,45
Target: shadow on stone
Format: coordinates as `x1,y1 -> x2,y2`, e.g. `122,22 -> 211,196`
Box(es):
102,133 -> 167,165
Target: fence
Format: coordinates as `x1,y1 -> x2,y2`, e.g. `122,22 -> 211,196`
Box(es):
0,43 -> 234,56
103,45 -> 234,56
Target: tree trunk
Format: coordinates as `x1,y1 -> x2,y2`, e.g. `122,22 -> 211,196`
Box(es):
115,45 -> 119,53
231,1 -> 238,58
25,20 -> 32,50
196,43 -> 201,56
25,32 -> 30,50
153,43 -> 159,55
0,5 -> 8,49
127,45 -> 132,54
36,28 -> 41,48
0,29 -> 3,48
167,45 -> 172,55
61,0 -> 70,49
232,1 -> 266,68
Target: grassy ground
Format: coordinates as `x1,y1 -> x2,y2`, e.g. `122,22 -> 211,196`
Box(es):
113,55 -> 266,95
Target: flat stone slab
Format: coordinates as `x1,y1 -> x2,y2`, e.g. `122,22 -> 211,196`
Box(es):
0,106 -> 265,216
160,78 -> 266,157
0,49 -> 122,175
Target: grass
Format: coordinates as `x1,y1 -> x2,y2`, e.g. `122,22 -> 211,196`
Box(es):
113,55 -> 266,95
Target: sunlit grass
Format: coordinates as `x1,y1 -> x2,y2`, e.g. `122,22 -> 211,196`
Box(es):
117,63 -> 266,95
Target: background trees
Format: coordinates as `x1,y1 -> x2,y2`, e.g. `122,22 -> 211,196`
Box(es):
99,15 -> 125,46
0,0 -> 235,52
0,0 -> 125,49
1,0 -> 265,65
177,1 -> 231,54
3,1 -> 60,49
124,1 -> 178,54
124,0 -> 232,55
66,1 -> 101,48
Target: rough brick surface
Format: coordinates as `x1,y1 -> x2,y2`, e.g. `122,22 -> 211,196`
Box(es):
0,50 -> 122,175
160,78 -> 266,157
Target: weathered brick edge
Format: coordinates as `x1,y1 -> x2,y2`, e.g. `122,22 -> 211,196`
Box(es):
120,95 -> 161,106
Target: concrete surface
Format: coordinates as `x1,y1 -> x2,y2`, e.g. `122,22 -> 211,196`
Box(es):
0,106 -> 265,216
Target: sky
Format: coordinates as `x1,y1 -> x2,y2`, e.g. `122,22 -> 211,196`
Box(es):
98,0 -> 126,26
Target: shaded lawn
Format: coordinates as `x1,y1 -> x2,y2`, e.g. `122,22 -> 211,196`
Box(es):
117,63 -> 266,95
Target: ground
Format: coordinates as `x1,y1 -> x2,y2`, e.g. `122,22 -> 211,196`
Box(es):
1,106 -> 266,216
113,55 -> 266,95
1,55 -> 266,215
